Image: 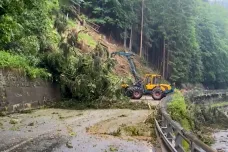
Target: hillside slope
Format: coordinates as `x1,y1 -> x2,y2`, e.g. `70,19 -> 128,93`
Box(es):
0,0 -> 157,102
73,21 -> 154,80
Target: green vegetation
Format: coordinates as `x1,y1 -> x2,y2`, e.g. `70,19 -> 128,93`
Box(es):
9,119 -> 18,125
2,0 -> 228,103
0,51 -> 50,79
167,91 -> 192,131
78,32 -> 97,48
109,145 -> 118,152
0,0 -> 125,102
78,0 -> 228,88
54,99 -> 151,110
167,91 -> 228,146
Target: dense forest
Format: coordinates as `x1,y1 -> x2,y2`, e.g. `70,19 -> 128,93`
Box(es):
0,0 -> 228,101
77,0 -> 228,88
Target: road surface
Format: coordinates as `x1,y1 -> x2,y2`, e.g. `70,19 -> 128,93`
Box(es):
0,97 -> 160,152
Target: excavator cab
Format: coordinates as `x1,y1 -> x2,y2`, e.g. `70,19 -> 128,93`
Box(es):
144,74 -> 161,90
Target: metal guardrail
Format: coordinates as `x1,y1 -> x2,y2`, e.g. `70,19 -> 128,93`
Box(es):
155,93 -> 218,152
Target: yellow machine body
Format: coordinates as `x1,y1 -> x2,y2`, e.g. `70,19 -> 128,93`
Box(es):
121,74 -> 172,94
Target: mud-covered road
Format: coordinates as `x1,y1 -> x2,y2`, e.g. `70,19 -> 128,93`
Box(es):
212,107 -> 228,152
0,106 -> 159,152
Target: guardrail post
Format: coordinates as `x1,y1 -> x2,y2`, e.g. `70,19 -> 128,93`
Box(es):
161,115 -> 167,128
166,123 -> 174,142
190,142 -> 200,152
175,133 -> 185,152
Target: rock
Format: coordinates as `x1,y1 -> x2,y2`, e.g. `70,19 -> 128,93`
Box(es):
66,141 -> 73,148
216,148 -> 225,152
28,122 -> 34,126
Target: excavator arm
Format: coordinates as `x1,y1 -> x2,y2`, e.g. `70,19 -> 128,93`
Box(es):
111,51 -> 141,83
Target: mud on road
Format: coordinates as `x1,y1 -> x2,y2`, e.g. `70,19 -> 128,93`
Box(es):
0,108 -> 158,152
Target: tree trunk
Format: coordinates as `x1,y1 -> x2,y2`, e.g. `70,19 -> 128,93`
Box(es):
124,27 -> 127,48
166,49 -> 169,79
139,0 -> 144,57
147,46 -> 149,62
129,26 -> 133,52
162,38 -> 166,78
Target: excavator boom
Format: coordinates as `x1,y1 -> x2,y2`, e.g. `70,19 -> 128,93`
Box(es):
111,51 -> 141,82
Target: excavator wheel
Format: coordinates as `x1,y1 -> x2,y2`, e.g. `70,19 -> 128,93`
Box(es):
131,87 -> 143,99
152,87 -> 164,100
124,87 -> 133,97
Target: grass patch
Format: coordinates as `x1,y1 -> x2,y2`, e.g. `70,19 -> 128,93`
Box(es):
9,125 -> 20,131
0,51 -> 51,79
123,126 -> 143,136
0,112 -> 6,117
67,19 -> 76,28
9,119 -> 19,125
54,99 -> 151,110
78,32 -> 97,48
109,145 -> 118,152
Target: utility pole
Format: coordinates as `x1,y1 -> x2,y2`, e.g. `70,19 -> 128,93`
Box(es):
139,0 -> 144,57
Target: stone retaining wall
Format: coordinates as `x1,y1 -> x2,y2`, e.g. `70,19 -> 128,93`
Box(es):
0,69 -> 60,113
187,90 -> 228,104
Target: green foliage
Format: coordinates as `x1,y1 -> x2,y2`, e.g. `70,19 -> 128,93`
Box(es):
0,51 -> 51,79
41,42 -> 124,102
81,0 -> 136,28
167,91 -> 192,131
167,91 -> 228,146
167,91 -> 215,147
78,32 -> 97,48
0,0 -> 127,103
54,98 -> 149,110
193,105 -> 228,129
77,0 -> 228,87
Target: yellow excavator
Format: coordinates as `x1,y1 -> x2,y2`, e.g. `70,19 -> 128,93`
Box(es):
111,51 -> 174,100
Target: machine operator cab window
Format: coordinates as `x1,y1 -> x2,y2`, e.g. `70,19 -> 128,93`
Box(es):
144,75 -> 161,90
153,76 -> 161,85
145,75 -> 161,85
145,76 -> 151,84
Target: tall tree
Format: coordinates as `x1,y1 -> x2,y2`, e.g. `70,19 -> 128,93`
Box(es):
139,0 -> 144,57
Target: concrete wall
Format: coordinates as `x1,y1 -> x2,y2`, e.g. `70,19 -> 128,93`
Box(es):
0,69 -> 60,113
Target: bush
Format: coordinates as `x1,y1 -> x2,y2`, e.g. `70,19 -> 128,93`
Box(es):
0,51 -> 51,79
167,90 -> 193,131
